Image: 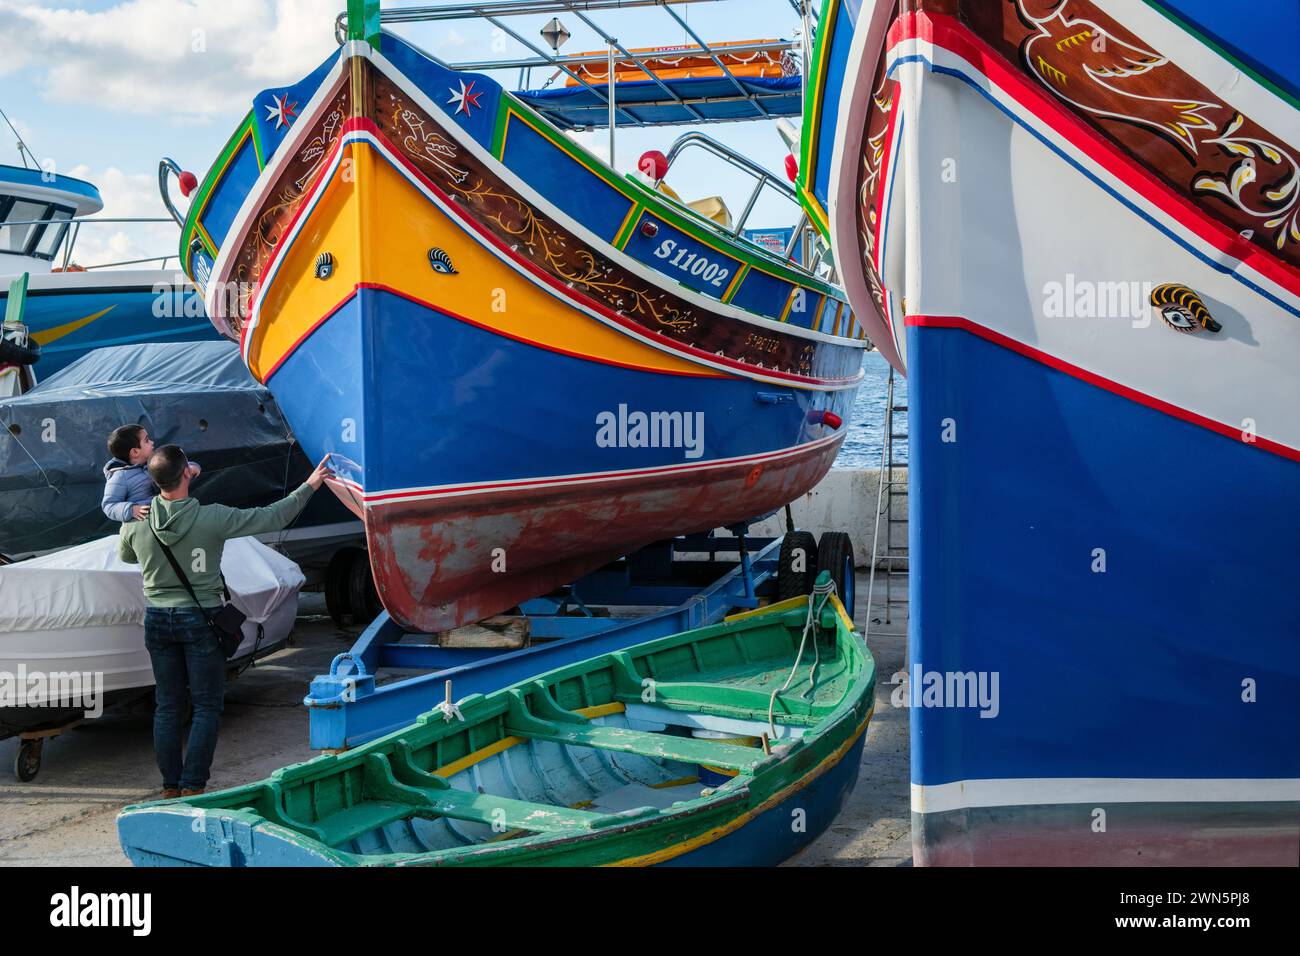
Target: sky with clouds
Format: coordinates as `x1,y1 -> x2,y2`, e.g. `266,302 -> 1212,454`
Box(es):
0,0 -> 807,268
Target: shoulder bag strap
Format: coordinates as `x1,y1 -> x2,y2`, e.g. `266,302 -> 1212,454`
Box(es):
148,526 -> 217,628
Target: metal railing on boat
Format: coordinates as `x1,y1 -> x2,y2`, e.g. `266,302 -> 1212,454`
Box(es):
658,130 -> 825,272
1,215 -> 180,272
331,0 -> 829,274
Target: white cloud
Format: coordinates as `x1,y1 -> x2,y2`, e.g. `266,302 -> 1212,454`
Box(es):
60,164 -> 182,269
0,0 -> 340,120
0,112 -> 39,163
0,2 -> 342,269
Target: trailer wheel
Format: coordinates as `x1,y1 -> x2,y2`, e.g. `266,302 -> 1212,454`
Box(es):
777,531 -> 819,601
325,548 -> 358,625
817,532 -> 856,621
14,739 -> 42,782
347,550 -> 383,625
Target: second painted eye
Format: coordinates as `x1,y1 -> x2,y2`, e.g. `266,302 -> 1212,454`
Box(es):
315,252 -> 334,280
428,248 -> 457,274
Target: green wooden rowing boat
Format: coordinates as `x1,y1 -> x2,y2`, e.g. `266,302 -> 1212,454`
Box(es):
117,581 -> 875,866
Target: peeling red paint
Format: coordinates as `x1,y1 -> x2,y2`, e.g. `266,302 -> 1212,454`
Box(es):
353,438 -> 842,632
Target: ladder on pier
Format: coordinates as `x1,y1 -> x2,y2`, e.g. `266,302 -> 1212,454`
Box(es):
869,366 -> 909,625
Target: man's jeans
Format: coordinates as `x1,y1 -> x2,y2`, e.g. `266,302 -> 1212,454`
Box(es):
143,607 -> 226,791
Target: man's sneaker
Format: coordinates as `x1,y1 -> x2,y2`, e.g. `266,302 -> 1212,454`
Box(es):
161,788 -> 181,799
180,788 -> 205,796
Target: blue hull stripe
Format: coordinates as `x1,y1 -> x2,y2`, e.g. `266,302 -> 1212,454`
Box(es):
908,323 -> 1300,786
267,287 -> 857,496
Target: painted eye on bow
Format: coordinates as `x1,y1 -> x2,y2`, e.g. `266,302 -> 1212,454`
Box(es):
427,248 -> 457,274
1149,283 -> 1221,334
315,252 -> 335,280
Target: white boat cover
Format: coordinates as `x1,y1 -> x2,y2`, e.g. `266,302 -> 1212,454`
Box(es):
0,534 -> 305,633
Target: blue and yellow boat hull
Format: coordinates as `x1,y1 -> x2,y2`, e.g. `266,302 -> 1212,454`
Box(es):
181,35 -> 867,632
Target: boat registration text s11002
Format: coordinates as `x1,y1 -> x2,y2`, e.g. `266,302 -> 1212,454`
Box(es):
652,239 -> 732,288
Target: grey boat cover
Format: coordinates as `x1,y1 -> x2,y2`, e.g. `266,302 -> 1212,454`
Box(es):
0,341 -> 332,558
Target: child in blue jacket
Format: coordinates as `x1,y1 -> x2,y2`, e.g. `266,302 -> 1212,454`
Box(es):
101,424 -> 200,522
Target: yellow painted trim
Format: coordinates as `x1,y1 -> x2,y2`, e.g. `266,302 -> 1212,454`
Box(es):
724,594 -> 807,622
604,706 -> 874,866
651,776 -> 701,789
191,125 -> 256,251
29,306 -> 114,346
434,735 -> 525,778
793,293 -> 825,331
828,593 -> 856,635
505,107 -> 607,180
431,702 -> 627,778
612,202 -> 640,249
723,592 -> 856,634
799,185 -> 831,235
778,289 -> 796,323
831,301 -> 845,338
797,0 -> 840,239
721,262 -> 748,303
744,257 -> 798,292
803,0 -> 840,182
193,221 -> 218,257
577,702 -> 627,720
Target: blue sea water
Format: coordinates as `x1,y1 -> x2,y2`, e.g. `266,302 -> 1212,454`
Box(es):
832,352 -> 909,468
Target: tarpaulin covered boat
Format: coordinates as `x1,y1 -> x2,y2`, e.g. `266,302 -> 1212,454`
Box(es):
0,340 -> 357,563
0,533 -> 304,741
810,0 -> 1300,864
117,585 -> 874,866
174,1 -> 867,635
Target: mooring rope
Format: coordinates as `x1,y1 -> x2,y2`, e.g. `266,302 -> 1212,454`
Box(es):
767,575 -> 835,741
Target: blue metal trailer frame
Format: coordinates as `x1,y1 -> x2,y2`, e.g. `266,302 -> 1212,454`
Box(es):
304,526 -> 784,750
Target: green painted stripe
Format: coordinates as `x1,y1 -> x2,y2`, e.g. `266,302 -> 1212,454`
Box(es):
721,262 -> 750,304
1143,0 -> 1300,111
346,0 -> 382,49
796,0 -> 840,240
180,110 -> 257,278
489,95 -> 510,158
612,203 -> 642,249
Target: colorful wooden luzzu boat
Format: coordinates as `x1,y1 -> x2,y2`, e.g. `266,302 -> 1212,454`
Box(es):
117,589 -> 875,866
803,0 -> 1300,864
173,3 -> 866,635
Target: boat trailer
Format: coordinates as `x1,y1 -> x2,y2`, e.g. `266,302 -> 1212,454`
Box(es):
304,521 -> 851,752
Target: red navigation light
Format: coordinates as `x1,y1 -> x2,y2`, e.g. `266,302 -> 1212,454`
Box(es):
784,154 -> 798,183
178,170 -> 198,197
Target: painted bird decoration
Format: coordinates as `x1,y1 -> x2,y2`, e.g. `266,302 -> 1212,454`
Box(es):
1012,0 -> 1300,253
1015,0 -> 1221,158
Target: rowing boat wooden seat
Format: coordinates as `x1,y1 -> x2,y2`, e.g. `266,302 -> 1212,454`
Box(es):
606,652 -> 824,725
290,747 -> 656,848
504,683 -> 768,773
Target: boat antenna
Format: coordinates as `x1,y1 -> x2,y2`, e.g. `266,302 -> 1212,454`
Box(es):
0,106 -> 39,169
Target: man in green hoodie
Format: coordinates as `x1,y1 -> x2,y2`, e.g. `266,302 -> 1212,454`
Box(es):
119,443 -> 333,798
